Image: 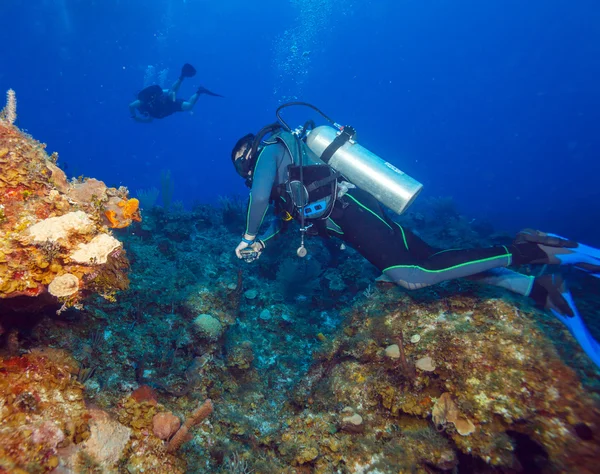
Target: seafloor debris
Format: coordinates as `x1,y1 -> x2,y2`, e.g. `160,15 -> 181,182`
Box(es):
0,119 -> 134,309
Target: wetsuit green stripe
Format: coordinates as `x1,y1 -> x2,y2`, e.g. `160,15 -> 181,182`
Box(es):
430,248 -> 461,257
345,194 -> 393,231
394,223 -> 409,250
383,247 -> 511,274
262,228 -> 281,242
244,194 -> 253,234
327,218 -> 344,234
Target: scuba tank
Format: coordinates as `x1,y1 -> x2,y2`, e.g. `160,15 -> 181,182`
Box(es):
268,102 -> 424,257
305,125 -> 422,215
276,102 -> 423,216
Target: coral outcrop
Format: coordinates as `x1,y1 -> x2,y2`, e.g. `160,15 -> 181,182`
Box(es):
292,288 -> 600,472
0,120 -> 133,310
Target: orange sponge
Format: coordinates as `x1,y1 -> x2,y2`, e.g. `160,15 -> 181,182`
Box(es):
118,198 -> 141,222
104,198 -> 142,229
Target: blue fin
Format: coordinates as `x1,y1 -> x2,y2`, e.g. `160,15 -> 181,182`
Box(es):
547,233 -> 600,277
550,290 -> 600,369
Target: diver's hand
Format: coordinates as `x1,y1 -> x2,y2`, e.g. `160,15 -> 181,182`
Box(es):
235,234 -> 257,259
235,238 -> 264,262
251,240 -> 265,258
235,240 -> 250,258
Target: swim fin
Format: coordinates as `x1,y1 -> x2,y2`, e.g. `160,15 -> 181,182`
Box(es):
181,63 -> 197,78
550,287 -> 600,369
514,229 -> 600,275
197,86 -> 224,98
546,233 -> 600,277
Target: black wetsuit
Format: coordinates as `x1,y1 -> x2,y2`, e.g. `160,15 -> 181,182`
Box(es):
138,93 -> 184,119
246,139 -> 538,291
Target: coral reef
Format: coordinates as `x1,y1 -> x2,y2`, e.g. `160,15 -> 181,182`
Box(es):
0,119 -> 133,311
1,117 -> 598,472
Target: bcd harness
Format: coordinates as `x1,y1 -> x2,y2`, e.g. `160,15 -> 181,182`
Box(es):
265,129 -> 341,223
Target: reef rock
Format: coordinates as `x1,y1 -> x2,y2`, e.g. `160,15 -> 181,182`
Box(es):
0,118 -> 134,311
292,288 -> 600,472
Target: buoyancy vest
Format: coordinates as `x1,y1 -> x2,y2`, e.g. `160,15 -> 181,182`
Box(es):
265,130 -> 339,221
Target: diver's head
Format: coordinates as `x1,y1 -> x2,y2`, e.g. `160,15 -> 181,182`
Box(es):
231,133 -> 256,182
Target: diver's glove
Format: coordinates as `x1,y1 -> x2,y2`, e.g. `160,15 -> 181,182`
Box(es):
510,229 -> 600,274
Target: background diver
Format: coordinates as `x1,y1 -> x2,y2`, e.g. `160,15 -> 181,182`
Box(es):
229,125 -> 600,366
129,63 -> 223,123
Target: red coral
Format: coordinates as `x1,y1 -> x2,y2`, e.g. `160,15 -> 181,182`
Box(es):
130,384 -> 158,405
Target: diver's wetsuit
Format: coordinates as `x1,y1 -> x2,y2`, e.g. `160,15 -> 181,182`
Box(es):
246,140 -> 527,291
328,189 -> 514,289
138,91 -> 184,119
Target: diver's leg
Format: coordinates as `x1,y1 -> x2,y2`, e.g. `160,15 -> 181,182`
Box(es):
181,97 -> 196,111
399,228 -> 600,289
332,190 -> 414,272
169,77 -> 183,96
467,267 -> 577,317
467,268 -> 535,297
383,245 -> 513,290
181,86 -> 224,111
334,189 -> 522,290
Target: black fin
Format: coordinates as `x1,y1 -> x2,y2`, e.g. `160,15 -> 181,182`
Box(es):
181,63 -> 197,78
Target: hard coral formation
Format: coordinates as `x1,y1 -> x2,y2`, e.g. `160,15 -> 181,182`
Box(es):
0,120 -> 134,306
0,350 -> 190,473
0,351 -> 90,473
301,289 -> 600,471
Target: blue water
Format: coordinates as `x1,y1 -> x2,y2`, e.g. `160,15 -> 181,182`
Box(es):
1,0 -> 599,244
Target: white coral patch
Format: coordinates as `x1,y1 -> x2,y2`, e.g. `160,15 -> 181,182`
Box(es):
48,273 -> 79,297
27,211 -> 94,242
70,233 -> 121,264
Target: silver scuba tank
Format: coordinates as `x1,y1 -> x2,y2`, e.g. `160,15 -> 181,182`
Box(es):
305,125 -> 423,215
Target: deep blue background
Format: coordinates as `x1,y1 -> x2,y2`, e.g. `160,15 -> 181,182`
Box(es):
1,0 -> 599,244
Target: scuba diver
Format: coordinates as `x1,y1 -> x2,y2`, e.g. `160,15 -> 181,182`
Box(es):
230,102 -> 600,367
129,63 -> 223,123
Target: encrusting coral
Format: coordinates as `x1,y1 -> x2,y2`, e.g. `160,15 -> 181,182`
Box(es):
0,113 -> 136,309
294,287 -> 600,472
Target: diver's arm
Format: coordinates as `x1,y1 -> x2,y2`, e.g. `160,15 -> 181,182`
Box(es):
129,100 -> 153,123
244,145 -> 281,237
257,217 -> 283,244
